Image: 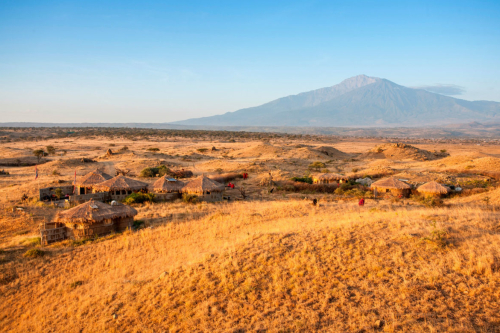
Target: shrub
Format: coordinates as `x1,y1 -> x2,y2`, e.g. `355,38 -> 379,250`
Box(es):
140,165 -> 169,177
54,188 -> 63,199
291,176 -> 313,184
22,237 -> 41,246
70,281 -> 84,288
308,161 -> 326,171
182,193 -> 198,203
197,148 -> 208,153
124,192 -> 155,204
46,145 -> 56,155
147,147 -> 160,152
32,149 -> 47,162
411,194 -> 444,207
281,181 -> 337,193
119,146 -> 129,152
132,220 -> 145,230
24,249 -> 45,258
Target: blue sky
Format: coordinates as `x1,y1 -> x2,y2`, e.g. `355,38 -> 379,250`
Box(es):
0,0 -> 499,122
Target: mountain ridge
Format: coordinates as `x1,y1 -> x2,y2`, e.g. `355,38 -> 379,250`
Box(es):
173,75 -> 500,127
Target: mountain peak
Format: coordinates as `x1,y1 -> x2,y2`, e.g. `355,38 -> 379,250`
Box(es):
173,76 -> 500,127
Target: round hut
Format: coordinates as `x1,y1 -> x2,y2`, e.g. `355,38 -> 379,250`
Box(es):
54,199 -> 138,240
181,175 -> 224,202
371,177 -> 412,197
75,169 -> 113,195
312,173 -> 347,184
417,181 -> 451,197
93,175 -> 149,200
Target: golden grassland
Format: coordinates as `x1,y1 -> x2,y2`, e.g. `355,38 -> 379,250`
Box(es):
1,200 -> 500,332
1,135 -> 500,332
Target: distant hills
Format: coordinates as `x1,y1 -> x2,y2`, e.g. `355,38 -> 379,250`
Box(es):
173,75 -> 500,127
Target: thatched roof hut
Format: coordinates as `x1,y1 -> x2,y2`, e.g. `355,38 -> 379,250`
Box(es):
152,176 -> 184,193
55,199 -> 137,224
181,175 -> 224,194
75,169 -> 113,187
371,177 -> 412,190
417,181 -> 450,196
93,175 -> 148,192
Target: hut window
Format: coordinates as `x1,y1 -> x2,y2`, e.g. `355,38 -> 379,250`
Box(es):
207,191 -> 211,195
79,188 -> 85,195
128,190 -> 132,194
121,190 -> 126,195
386,189 -> 390,193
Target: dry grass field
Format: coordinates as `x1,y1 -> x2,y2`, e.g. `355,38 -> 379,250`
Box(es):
1,128 -> 500,332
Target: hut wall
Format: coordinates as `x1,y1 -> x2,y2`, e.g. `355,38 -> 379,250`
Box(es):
115,216 -> 134,231
154,192 -> 181,202
69,192 -> 111,204
201,191 -> 223,202
39,185 -> 74,201
65,222 -> 116,240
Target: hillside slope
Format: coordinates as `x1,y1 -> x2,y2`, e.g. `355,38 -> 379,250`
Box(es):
1,201 -> 499,332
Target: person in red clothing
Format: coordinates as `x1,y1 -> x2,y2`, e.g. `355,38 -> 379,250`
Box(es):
358,198 -> 365,206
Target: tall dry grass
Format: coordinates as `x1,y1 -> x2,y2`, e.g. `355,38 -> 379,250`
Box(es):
1,200 -> 499,332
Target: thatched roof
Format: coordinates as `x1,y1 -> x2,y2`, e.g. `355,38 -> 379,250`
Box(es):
75,169 -> 113,187
93,175 -> 148,192
417,181 -> 450,194
181,175 -> 224,193
152,176 -> 184,192
313,173 -> 347,181
371,177 -> 411,190
55,199 -> 137,224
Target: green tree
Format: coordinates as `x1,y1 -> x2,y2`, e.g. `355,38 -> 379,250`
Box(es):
33,149 -> 47,163
54,188 -> 63,199
46,145 -> 56,155
308,161 -> 326,171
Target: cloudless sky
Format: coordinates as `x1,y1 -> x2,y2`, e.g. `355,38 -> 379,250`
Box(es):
0,0 -> 499,122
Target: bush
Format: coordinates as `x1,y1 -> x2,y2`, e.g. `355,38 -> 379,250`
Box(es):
411,194 -> 444,207
132,220 -> 145,230
119,146 -> 129,152
140,165 -> 169,177
124,192 -> 155,204
281,181 -> 337,193
197,148 -> 208,153
182,193 -> 198,203
24,248 -> 45,258
291,176 -> 313,184
147,147 -> 160,152
308,161 -> 326,171
46,145 -> 56,155
22,237 -> 41,246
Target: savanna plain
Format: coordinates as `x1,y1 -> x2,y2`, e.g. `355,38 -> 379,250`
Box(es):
1,128 -> 500,332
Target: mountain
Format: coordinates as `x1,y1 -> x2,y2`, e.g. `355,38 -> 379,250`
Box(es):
173,75 -> 500,127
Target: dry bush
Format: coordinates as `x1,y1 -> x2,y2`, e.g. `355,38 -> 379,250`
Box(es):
279,180 -> 337,193
209,173 -> 243,184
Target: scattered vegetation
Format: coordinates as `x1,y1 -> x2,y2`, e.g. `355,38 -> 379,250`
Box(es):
140,165 -> 169,177
23,248 -> 45,258
290,176 -> 313,184
308,161 -> 326,171
124,192 -> 155,204
182,193 -> 198,203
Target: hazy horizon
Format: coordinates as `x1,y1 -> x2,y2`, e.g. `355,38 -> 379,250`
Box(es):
1,1 -> 499,123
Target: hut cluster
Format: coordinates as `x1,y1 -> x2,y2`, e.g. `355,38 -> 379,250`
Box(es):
41,170 -> 227,244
